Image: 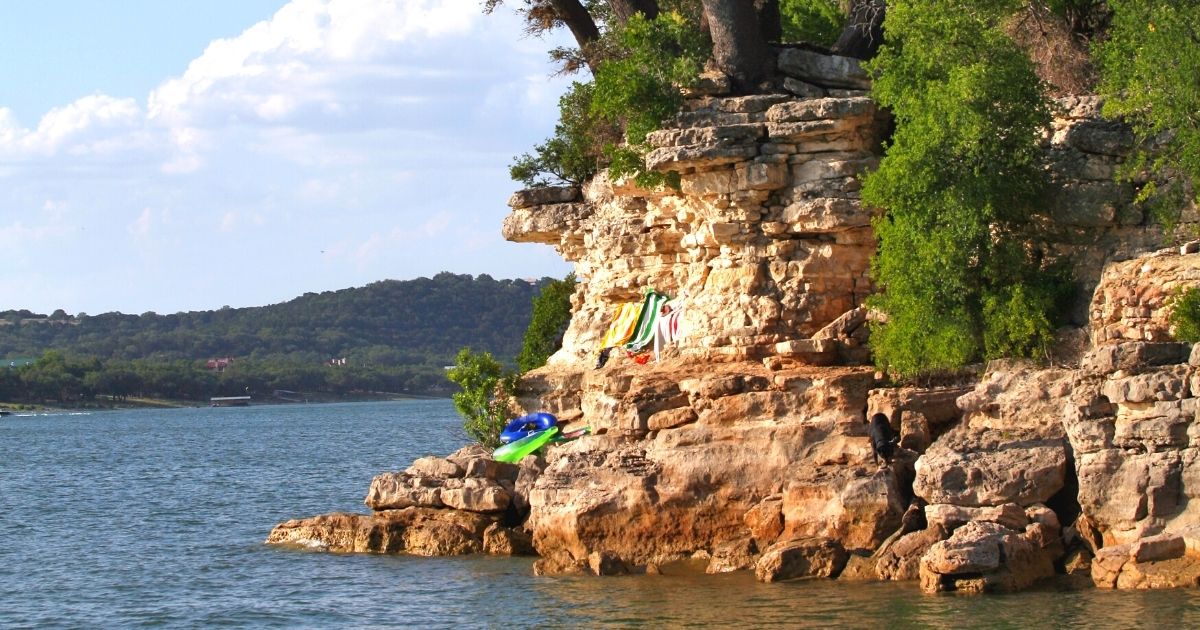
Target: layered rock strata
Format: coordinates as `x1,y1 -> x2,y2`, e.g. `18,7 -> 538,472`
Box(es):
504,54 -> 887,368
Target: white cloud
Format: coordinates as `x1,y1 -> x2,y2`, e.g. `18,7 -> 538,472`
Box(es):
128,207 -> 155,238
0,0 -> 576,314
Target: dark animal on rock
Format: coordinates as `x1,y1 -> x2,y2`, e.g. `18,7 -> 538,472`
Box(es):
867,412 -> 899,464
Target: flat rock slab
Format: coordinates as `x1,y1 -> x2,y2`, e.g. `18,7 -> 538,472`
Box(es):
266,508 -> 500,556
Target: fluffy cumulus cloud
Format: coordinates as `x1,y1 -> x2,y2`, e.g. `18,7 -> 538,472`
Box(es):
0,0 -> 573,314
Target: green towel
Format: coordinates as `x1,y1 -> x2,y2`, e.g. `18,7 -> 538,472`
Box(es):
625,290 -> 670,352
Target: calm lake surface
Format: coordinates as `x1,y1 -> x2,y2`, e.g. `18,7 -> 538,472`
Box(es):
4,399 -> 1200,628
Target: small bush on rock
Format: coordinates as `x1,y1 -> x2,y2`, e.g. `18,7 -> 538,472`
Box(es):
517,273 -> 577,373
1169,286 -> 1200,343
510,82 -> 611,187
447,348 -> 516,448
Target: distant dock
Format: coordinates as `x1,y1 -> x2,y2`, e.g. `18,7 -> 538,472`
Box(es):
210,396 -> 251,407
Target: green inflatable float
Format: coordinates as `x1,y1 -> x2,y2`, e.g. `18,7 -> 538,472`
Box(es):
493,426 -> 559,463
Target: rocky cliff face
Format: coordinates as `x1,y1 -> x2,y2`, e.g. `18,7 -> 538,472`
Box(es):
500,49 -> 1187,586
270,49 -> 1200,593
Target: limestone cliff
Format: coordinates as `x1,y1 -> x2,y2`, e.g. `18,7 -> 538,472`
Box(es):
269,49 -> 1200,593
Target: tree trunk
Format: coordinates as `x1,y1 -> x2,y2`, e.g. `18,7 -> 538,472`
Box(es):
831,0 -> 886,60
756,0 -> 782,43
609,0 -> 659,25
701,0 -> 772,92
549,0 -> 602,71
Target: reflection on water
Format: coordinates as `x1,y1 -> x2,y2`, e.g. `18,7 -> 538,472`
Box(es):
5,400 -> 1200,628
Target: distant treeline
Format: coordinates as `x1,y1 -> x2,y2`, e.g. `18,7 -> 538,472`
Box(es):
0,351 -> 453,404
0,273 -> 550,403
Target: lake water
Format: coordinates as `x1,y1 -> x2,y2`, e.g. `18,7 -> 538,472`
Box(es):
4,400 -> 1200,628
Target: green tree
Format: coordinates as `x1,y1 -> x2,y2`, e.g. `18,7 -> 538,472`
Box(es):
446,348 -> 516,448
1097,1 -> 1200,233
510,82 -> 609,187
862,0 -> 1063,376
517,273 -> 578,372
779,0 -> 845,46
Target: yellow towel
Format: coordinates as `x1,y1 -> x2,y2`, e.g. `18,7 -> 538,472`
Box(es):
598,302 -> 643,349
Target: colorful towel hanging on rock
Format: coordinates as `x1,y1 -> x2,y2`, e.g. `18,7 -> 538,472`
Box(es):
625,291 -> 670,352
598,301 -> 643,350
653,300 -> 685,362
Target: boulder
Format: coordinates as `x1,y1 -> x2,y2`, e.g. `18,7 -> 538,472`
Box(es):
364,473 -> 443,510
924,503 -> 1029,532
914,444 -> 1066,508
706,537 -> 759,574
508,185 -> 580,209
755,537 -> 849,582
776,49 -> 871,89
405,456 -> 464,479
1092,537 -> 1200,589
482,523 -> 536,556
918,521 -> 1056,594
875,527 -> 945,581
439,478 -> 512,513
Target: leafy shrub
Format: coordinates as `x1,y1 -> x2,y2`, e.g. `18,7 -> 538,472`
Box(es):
1170,286 -> 1200,343
590,11 -> 708,188
446,347 -> 516,448
863,0 -> 1060,377
1097,1 -> 1200,237
516,273 -> 577,373
779,0 -> 844,46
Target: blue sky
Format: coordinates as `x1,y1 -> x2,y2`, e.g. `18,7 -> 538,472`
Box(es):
0,0 -> 574,315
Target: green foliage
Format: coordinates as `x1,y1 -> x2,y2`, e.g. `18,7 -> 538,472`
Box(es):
590,12 -> 708,187
517,273 -> 578,373
981,271 -> 1069,359
779,0 -> 844,46
863,0 -> 1060,377
1169,286 -> 1200,343
1097,1 -> 1200,234
446,347 -> 516,448
510,82 -> 608,187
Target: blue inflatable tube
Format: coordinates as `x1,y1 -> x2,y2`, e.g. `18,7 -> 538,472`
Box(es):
500,412 -> 558,444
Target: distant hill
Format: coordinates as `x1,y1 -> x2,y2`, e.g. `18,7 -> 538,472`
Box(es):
0,272 -> 548,368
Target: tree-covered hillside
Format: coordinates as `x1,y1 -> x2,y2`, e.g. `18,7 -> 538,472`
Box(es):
0,273 -> 550,404
0,273 -> 545,364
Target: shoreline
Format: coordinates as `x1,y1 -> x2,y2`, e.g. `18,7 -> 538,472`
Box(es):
0,392 -> 448,415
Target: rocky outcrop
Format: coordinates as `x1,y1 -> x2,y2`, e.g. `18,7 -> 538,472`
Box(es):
506,57 -> 889,370
266,446 -> 535,557
498,54 -> 1195,590
272,49 -> 1200,596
